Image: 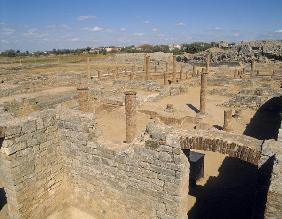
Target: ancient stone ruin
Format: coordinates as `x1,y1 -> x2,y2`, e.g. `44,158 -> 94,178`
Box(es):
0,47 -> 281,218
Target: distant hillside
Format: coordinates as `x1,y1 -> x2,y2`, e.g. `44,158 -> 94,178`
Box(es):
182,40 -> 282,63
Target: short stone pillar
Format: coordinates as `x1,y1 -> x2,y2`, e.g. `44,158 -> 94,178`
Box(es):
200,73 -> 208,115
256,70 -> 260,76
166,104 -> 174,112
165,62 -> 168,72
185,70 -> 188,79
97,70 -> 101,80
116,67 -> 119,77
77,87 -> 89,112
223,109 -> 232,132
251,59 -> 255,72
239,70 -> 243,78
87,57 -> 91,79
154,63 -> 157,73
179,65 -> 183,80
112,68 -> 117,80
234,69 -> 238,78
272,70 -> 276,76
233,109 -> 243,119
196,70 -> 200,76
145,56 -> 150,80
193,65 -> 196,76
202,68 -> 205,73
124,91 -> 137,143
164,72 -> 167,85
172,55 -> 176,82
130,66 -> 134,80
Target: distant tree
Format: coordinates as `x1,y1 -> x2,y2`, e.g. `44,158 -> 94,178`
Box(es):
86,47 -> 91,52
100,48 -> 107,55
182,42 -> 212,54
4,49 -> 16,57
171,48 -> 183,55
176,56 -> 182,62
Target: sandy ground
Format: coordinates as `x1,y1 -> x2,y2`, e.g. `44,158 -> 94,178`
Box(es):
96,86 -> 255,143
142,86 -> 255,134
47,207 -> 96,219
187,150 -> 227,210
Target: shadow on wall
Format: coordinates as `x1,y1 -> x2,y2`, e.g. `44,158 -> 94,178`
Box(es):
244,96 -> 282,140
188,157 -> 258,219
254,155 -> 276,219
0,188 -> 6,210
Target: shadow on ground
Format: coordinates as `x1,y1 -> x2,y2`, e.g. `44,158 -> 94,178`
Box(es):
188,157 -> 257,219
244,96 -> 282,140
186,104 -> 200,114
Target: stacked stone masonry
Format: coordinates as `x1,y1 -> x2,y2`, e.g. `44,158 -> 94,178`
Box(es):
0,107 -> 281,218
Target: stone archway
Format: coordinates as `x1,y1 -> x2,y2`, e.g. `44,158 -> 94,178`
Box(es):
179,131 -> 261,165
178,131 -> 262,218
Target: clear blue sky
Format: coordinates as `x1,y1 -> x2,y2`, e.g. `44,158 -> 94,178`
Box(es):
0,0 -> 282,51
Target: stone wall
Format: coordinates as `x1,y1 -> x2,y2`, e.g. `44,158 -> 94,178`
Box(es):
57,107 -> 188,219
0,110 -> 64,219
113,52 -> 173,64
261,136 -> 282,218
0,106 -> 281,219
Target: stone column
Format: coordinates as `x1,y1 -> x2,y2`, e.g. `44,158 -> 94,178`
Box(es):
172,55 -> 176,82
124,91 -> 137,143
116,66 -> 119,78
223,109 -> 232,132
113,68 -> 117,80
185,70 -> 188,79
164,72 -> 167,85
154,63 -> 157,73
200,73 -> 208,115
251,59 -> 255,72
97,70 -> 101,80
272,70 -> 276,76
234,69 -> 238,78
193,65 -> 196,76
77,87 -> 89,112
206,53 -> 210,73
145,56 -> 150,80
165,62 -> 168,72
179,64 -> 183,80
130,65 -> 134,80
256,70 -> 260,76
196,69 -> 200,76
202,68 -> 205,73
87,57 -> 91,79
239,70 -> 243,78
